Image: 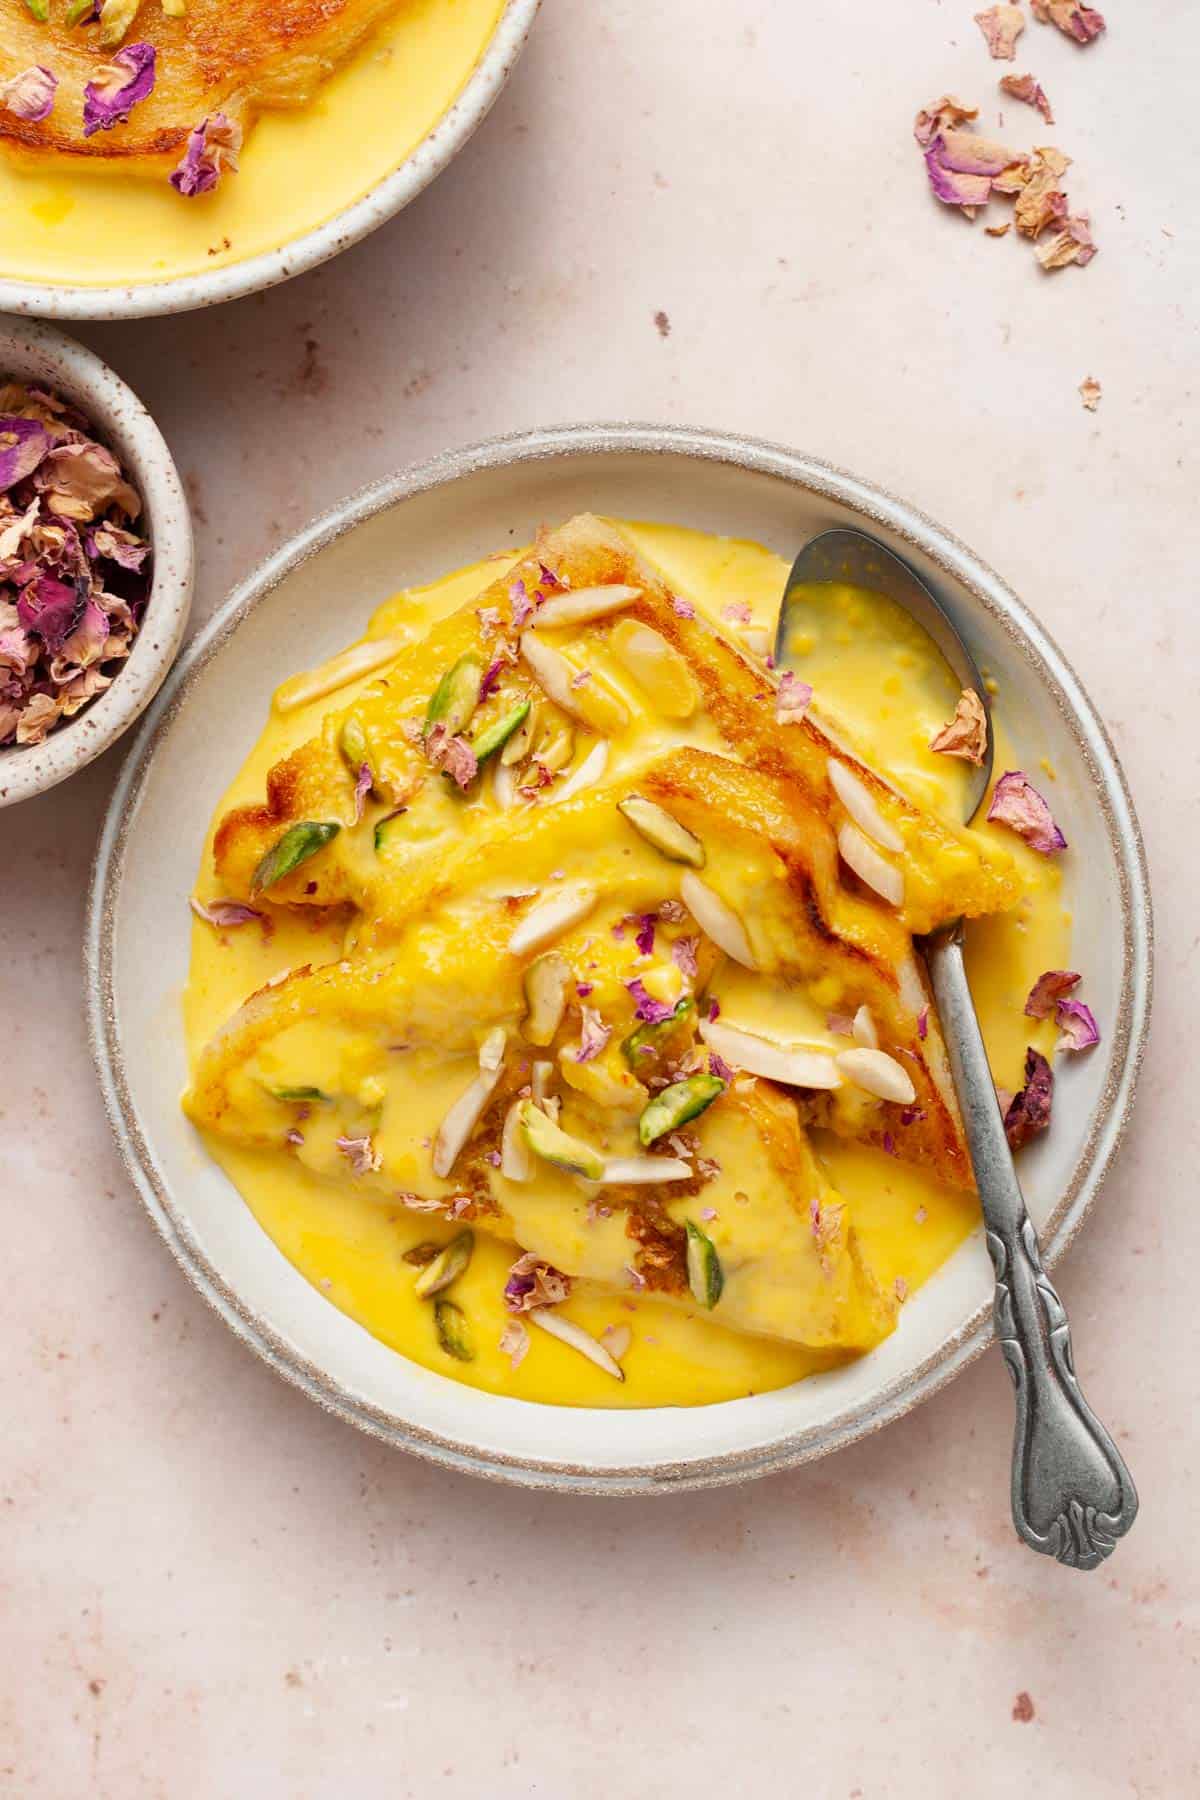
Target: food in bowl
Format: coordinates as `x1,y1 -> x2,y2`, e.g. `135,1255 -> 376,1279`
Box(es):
182,513 -> 1085,1407
0,0 -> 510,291
0,377 -> 149,747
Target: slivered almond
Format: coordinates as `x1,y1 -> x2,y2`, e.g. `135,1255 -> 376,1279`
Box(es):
549,738 -> 608,805
608,619 -> 699,719
851,1005 -> 878,1049
828,759 -> 905,853
699,1018 -> 841,1090
529,1308 -> 625,1380
500,1100 -> 532,1180
433,1050 -> 506,1178
533,584 -> 642,628
492,760 -> 519,809
680,872 -> 756,968
838,823 -> 905,907
597,1155 -> 694,1184
274,634 -> 409,713
834,1047 -> 917,1105
519,630 -> 629,734
507,884 -> 597,957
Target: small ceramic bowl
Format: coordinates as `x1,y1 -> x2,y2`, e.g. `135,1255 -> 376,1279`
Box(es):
88,425 -> 1151,1493
0,0 -> 541,322
0,316 -> 193,809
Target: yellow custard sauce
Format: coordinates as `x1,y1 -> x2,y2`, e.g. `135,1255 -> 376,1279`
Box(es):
0,0 -> 504,289
183,522 -> 1069,1409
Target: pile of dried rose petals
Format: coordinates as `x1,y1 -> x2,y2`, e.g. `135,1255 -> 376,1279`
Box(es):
0,382 -> 151,750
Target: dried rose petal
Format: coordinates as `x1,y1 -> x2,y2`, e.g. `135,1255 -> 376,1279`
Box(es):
1036,213 -> 1097,270
1010,146 -> 1072,239
0,418 -> 50,492
626,978 -> 675,1025
83,42 -> 155,137
169,112 -> 241,198
39,441 -> 141,520
89,520 -> 149,569
190,896 -> 272,936
672,935 -> 699,979
1,65 -> 58,122
498,1319 -> 530,1369
671,597 -> 696,620
508,577 -> 534,629
917,1004 -> 929,1041
987,771 -> 1066,852
914,95 -> 978,147
18,575 -> 80,651
336,1134 -> 381,1175
1079,375 -> 1102,411
634,913 -> 656,956
1031,0 -> 1105,43
574,1005 -> 612,1064
975,5 -> 1025,59
59,597 -> 109,667
1024,969 -> 1081,1018
930,688 -> 988,764
1056,999 -> 1100,1050
999,72 -> 1055,124
776,669 -> 812,724
722,602 -> 752,625
504,1253 -> 571,1313
1004,1047 -> 1054,1149
479,656 -> 508,701
708,1051 -> 735,1083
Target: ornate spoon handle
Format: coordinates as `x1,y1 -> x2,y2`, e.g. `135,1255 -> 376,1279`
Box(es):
927,928 -> 1138,1569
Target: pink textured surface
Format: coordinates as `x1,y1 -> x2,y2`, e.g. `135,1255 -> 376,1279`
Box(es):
2,1 -> 1197,1793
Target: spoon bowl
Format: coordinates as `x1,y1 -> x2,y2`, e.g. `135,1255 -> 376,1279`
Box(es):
775,524 -> 1138,1569
777,526 -> 994,821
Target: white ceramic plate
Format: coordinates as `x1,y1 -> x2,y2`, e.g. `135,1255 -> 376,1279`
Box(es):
86,425 -> 1152,1493
0,0 -> 540,321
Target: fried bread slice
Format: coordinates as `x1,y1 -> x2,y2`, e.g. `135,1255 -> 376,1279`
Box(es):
0,0 -> 403,167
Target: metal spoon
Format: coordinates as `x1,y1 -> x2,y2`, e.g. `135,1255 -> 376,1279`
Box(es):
776,527 -> 1138,1570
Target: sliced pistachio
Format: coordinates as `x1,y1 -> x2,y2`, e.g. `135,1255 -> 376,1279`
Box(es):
98,0 -> 140,46
617,795 -> 705,867
638,1073 -> 725,1146
472,699 -> 531,765
263,1083 -> 328,1103
65,0 -> 93,20
402,1243 -> 440,1267
338,714 -> 373,779
501,699 -> 539,765
424,653 -> 484,739
25,0 -> 50,17
373,808 -> 408,853
519,1100 -> 605,1181
413,1230 -> 474,1299
522,952 -> 571,1047
434,1299 -> 474,1362
686,1220 -> 724,1309
250,820 -> 340,893
621,996 -> 695,1069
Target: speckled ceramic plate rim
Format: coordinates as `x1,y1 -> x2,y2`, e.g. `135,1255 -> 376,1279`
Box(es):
0,0 -> 541,323
86,423 -> 1153,1494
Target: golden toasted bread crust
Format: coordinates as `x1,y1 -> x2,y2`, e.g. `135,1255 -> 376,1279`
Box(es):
0,0 -> 404,164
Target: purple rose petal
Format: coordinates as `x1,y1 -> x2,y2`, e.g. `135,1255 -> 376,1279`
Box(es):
1,65 -> 58,123
0,418 -> 51,492
626,978 -> 674,1025
169,111 -> 241,198
83,43 -> 155,138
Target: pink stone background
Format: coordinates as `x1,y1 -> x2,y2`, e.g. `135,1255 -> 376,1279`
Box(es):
3,1 -> 1198,1793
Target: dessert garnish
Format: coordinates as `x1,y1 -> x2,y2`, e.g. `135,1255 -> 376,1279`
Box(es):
1,65 -> 58,120
1055,1000 -> 1100,1050
1003,1047 -> 1054,1148
1030,0 -> 1105,43
975,4 -> 1025,57
930,688 -> 988,763
999,72 -> 1054,123
170,112 -> 241,197
1024,969 -> 1080,1017
986,771 -> 1066,851
0,381 -> 150,749
1079,376 -> 1102,410
82,41 -> 155,135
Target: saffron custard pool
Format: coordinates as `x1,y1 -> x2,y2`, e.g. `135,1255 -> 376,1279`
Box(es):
182,522 -> 1069,1408
0,0 -> 505,290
